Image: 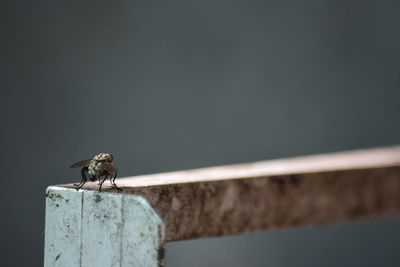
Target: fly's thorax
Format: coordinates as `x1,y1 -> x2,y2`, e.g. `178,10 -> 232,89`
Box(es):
93,153 -> 113,162
88,161 -> 104,177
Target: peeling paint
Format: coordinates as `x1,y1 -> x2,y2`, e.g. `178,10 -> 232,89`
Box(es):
46,191 -> 64,200
55,253 -> 61,261
171,197 -> 181,211
94,194 -> 102,203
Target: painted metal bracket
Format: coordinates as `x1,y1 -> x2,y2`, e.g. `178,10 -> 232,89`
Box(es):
44,186 -> 165,267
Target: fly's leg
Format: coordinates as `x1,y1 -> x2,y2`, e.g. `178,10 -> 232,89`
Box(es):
111,171 -> 121,191
98,174 -> 108,192
74,167 -> 88,190
74,181 -> 86,189
74,181 -> 85,187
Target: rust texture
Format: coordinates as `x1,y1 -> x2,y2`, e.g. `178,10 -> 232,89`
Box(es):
121,166 -> 400,242
63,146 -> 400,242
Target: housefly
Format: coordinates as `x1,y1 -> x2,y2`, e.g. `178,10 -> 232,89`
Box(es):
71,153 -> 121,191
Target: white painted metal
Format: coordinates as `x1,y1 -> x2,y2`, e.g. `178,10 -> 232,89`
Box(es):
45,187 -> 82,266
45,186 -> 165,267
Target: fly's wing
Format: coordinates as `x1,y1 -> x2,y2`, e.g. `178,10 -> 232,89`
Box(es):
70,159 -> 92,168
103,161 -> 118,176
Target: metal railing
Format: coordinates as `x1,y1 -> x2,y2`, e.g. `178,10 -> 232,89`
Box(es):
45,146 -> 400,266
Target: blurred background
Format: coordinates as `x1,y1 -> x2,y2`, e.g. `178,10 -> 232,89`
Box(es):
1,0 -> 400,266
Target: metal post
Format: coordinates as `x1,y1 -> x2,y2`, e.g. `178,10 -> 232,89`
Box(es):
44,186 -> 165,267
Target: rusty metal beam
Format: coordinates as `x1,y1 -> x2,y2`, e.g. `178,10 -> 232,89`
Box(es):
66,146 -> 400,242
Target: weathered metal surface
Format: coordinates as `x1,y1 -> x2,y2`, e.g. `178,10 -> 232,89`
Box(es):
89,146 -> 400,188
126,166 -> 400,241
64,146 -> 400,242
53,146 -> 400,265
44,187 -> 164,267
45,187 -> 82,266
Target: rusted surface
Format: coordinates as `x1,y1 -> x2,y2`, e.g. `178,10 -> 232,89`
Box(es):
103,146 -> 400,187
63,146 -> 400,242
120,166 -> 400,241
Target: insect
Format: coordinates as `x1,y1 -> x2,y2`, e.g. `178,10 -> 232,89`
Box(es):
70,153 -> 121,191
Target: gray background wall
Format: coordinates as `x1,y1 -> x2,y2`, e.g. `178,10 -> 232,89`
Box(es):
1,1 -> 400,266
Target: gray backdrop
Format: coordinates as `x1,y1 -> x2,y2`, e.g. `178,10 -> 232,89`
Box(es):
1,1 -> 400,266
